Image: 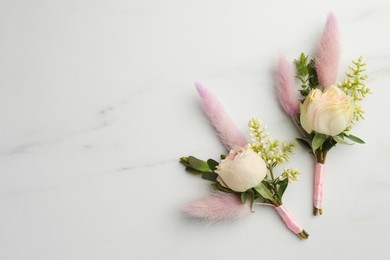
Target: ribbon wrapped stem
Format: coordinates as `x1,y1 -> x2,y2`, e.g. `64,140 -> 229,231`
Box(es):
313,163 -> 325,215
275,205 -> 309,240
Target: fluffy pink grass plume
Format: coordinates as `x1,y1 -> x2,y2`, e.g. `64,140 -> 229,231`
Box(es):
276,55 -> 299,116
183,192 -> 251,221
315,13 -> 340,87
195,82 -> 248,150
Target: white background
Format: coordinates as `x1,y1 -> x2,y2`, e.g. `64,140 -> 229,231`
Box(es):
0,0 -> 389,259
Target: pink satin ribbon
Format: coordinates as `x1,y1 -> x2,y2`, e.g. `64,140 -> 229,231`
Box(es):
314,163 -> 325,209
275,205 -> 303,234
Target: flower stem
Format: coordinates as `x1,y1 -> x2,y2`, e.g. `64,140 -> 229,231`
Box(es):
268,168 -> 282,204
269,168 -> 275,181
297,230 -> 309,240
313,207 -> 323,216
315,149 -> 327,164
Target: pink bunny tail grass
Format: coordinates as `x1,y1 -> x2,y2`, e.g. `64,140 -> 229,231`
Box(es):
195,82 -> 248,150
276,55 -> 299,116
182,192 -> 251,222
315,12 -> 340,87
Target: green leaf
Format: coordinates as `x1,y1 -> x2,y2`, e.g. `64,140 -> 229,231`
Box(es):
241,192 -> 247,204
270,162 -> 277,169
262,178 -> 274,184
301,53 -> 308,63
187,156 -> 211,172
322,138 -> 337,152
254,182 -> 275,202
220,154 -> 226,160
333,135 -> 352,145
211,182 -> 236,193
312,133 -> 327,151
277,178 -> 289,199
261,179 -> 272,188
299,89 -> 310,97
307,59 -> 319,88
248,189 -> 255,212
185,167 -> 204,175
179,157 -> 191,167
296,138 -> 312,151
207,159 -> 219,171
211,183 -> 219,190
345,134 -> 365,144
201,172 -> 218,182
295,53 -> 309,77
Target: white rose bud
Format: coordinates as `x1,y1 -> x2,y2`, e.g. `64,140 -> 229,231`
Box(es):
300,85 -> 353,136
215,145 -> 267,192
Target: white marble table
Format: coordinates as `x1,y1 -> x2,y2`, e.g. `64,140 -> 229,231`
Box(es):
0,0 -> 389,259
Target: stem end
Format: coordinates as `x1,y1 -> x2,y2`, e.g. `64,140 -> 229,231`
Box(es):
313,207 -> 323,216
297,230 -> 309,240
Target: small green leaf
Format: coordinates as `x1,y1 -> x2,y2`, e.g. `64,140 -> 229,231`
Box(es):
322,138 -> 337,152
187,156 -> 211,172
179,157 -> 190,167
201,172 -> 218,182
248,189 -> 255,212
307,59 -> 319,88
299,89 -> 309,96
262,178 -> 274,184
261,179 -> 272,188
333,135 -> 352,145
277,178 -> 289,199
296,138 -> 312,151
207,159 -> 219,171
215,182 -> 235,193
185,167 -> 203,175
241,192 -> 247,204
254,182 -> 275,202
220,154 -> 226,160
345,134 -> 365,144
295,54 -> 308,77
301,53 -> 307,63
312,133 -> 327,151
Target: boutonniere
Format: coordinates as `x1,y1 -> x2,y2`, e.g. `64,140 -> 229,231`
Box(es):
275,13 -> 372,215
180,83 -> 308,239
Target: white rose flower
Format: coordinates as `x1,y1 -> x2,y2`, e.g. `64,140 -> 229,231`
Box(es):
300,85 -> 353,136
215,145 -> 267,192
